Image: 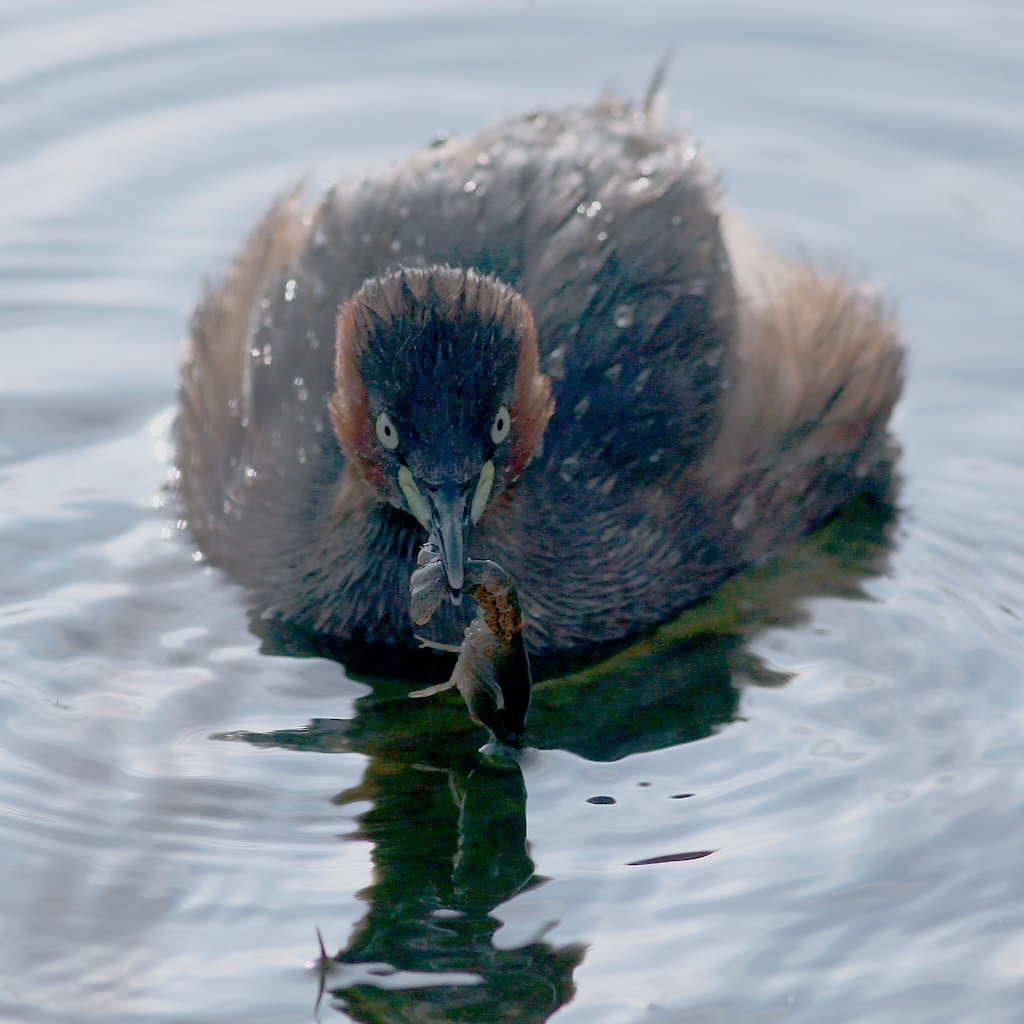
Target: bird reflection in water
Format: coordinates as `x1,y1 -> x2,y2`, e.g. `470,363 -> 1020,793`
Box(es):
222,494 -> 895,1022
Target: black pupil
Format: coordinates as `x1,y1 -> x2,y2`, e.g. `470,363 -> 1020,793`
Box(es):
497,417 -> 504,431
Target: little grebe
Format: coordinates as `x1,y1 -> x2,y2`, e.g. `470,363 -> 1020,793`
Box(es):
177,91 -> 902,745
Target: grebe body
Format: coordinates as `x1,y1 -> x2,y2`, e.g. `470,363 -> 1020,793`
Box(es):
177,96 -> 901,690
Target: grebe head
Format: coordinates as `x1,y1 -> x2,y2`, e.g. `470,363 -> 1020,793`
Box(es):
330,265 -> 553,598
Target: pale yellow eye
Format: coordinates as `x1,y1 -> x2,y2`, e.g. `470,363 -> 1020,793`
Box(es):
491,405 -> 510,445
376,412 -> 399,450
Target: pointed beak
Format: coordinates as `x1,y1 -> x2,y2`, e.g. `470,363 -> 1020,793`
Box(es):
425,482 -> 473,598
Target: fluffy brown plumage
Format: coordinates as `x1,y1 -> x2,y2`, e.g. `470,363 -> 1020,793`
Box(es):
176,92 -> 902,673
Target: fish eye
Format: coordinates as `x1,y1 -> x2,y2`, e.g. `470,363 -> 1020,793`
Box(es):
376,411 -> 399,450
491,405 -> 511,445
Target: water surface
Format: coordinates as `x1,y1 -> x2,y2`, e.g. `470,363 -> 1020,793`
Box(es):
1,2 -> 1023,1022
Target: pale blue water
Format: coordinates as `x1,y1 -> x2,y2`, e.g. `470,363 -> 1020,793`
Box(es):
1,2 -> 1023,1022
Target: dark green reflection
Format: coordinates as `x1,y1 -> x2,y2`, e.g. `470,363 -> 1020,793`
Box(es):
236,682 -> 586,1022
226,494 -> 895,1022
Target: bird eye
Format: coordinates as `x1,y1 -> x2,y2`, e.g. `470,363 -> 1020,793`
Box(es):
491,405 -> 511,445
376,412 -> 399,450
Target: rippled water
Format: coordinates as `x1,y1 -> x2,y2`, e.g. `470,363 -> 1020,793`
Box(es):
2,2 -> 1023,1022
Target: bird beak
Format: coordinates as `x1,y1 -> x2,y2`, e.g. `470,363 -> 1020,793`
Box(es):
425,482 -> 473,599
